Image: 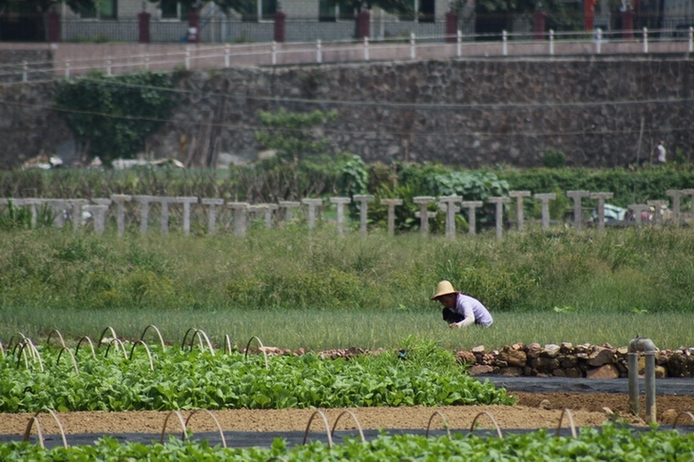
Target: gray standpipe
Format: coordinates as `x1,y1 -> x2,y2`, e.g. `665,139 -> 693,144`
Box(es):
628,337 -> 657,423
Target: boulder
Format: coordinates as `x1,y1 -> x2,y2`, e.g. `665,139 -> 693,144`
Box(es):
500,367 -> 522,377
471,345 -> 485,354
667,353 -> 688,377
499,348 -> 527,368
586,364 -> 619,379
456,350 -> 477,365
469,364 -> 494,375
586,347 -> 614,367
542,344 -> 561,357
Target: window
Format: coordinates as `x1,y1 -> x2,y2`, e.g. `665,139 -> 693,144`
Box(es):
161,0 -> 190,20
81,0 -> 117,19
399,0 -> 435,22
319,0 -> 355,22
242,0 -> 277,21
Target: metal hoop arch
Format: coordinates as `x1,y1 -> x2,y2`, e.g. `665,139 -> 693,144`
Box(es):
97,326 -> 119,349
469,411 -> 503,439
160,410 -> 187,444
301,410 -> 334,448
224,334 -> 233,355
104,338 -> 128,359
46,329 -> 67,349
129,340 -> 155,371
425,411 -> 451,438
330,410 -> 366,443
23,409 -> 68,449
74,336 -> 96,359
140,325 -> 166,351
56,347 -> 80,374
244,336 -> 269,370
556,408 -> 578,438
185,409 -> 227,448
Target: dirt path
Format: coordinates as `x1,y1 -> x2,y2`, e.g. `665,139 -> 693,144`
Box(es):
2,392 -> 693,436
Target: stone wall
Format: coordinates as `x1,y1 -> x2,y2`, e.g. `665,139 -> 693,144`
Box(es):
2,55 -> 693,169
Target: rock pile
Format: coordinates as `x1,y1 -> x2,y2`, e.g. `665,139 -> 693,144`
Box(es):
457,343 -> 694,378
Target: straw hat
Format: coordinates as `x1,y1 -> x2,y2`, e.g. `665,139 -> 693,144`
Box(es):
430,280 -> 459,300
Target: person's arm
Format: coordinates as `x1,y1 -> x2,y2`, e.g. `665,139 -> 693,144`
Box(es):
450,299 -> 475,328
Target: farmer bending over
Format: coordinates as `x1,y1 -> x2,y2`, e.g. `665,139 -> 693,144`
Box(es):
431,280 -> 493,328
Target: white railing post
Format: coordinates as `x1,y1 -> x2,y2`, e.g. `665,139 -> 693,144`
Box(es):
410,32 -> 416,59
643,27 -> 648,53
456,30 -> 462,57
106,58 -> 112,76
689,26 -> 693,53
272,41 -> 277,65
64,61 -> 70,78
364,36 -> 369,61
224,45 -> 230,68
317,39 -> 322,63
549,29 -> 554,55
596,28 -> 602,54
145,54 -> 150,71
22,61 -> 28,82
185,48 -> 191,70
502,30 -> 507,56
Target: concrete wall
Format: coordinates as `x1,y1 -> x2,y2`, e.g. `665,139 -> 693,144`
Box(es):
1,55 -> 693,169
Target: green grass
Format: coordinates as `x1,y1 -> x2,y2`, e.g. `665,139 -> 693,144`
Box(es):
1,307 -> 690,351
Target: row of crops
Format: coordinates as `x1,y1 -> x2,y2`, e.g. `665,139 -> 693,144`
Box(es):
0,327 -> 514,413
4,424 -> 694,461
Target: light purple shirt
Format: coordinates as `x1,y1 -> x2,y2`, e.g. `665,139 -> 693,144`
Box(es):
452,294 -> 493,327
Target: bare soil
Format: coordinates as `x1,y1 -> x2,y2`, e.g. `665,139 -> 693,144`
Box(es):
1,392 -> 693,436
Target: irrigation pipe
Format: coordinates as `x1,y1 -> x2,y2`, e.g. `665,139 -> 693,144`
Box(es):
160,410 -> 187,444
244,336 -> 269,370
56,347 -> 80,374
140,325 -> 166,351
74,336 -> 96,359
425,411 -> 451,438
129,340 -> 154,371
185,410 -> 227,448
23,409 -> 68,449
302,410 -> 333,448
46,329 -> 67,349
672,411 -> 694,430
330,410 -> 366,443
469,411 -> 503,439
97,326 -> 119,349
556,408 -> 577,438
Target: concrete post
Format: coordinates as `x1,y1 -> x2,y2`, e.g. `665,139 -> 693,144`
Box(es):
259,203 -> 278,228
202,198 -> 225,234
353,194 -> 375,235
111,194 -> 132,236
159,197 -> 174,236
228,202 -> 249,236
138,11 -> 151,44
461,201 -> 483,235
533,193 -> 556,229
279,201 -> 301,222
445,11 -> 458,43
179,196 -> 198,235
302,198 -> 323,231
628,204 -> 650,225
621,9 -> 634,39
665,190 -> 683,222
357,11 -> 370,39
647,200 -> 668,225
380,199 -> 403,236
439,195 -> 462,239
590,192 -> 613,232
84,205 -> 109,235
413,196 -> 436,235
329,197 -> 352,236
487,197 -> 510,238
68,199 -> 89,231
48,11 -> 60,43
682,189 -> 694,216
533,10 -> 547,40
567,190 -> 590,230
273,11 -> 286,43
45,199 -> 67,228
509,191 -> 531,231
133,196 -> 155,235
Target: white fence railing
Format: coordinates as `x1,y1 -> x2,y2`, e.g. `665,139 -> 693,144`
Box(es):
0,26 -> 693,82
1,189 -> 692,238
